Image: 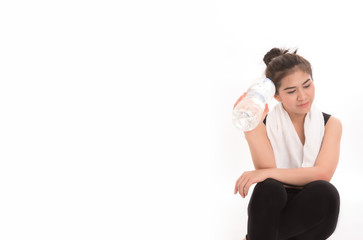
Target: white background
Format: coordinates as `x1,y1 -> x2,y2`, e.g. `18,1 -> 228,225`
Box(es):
0,0 -> 362,239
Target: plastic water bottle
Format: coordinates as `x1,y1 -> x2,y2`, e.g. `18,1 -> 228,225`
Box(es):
232,78 -> 275,131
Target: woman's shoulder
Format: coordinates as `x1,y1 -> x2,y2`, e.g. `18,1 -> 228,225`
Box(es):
324,113 -> 341,126
322,112 -> 331,126
322,112 -> 342,129
324,115 -> 342,137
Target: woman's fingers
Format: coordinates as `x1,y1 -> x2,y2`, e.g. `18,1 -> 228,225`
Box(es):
244,180 -> 254,197
235,171 -> 257,198
235,170 -> 267,198
233,92 -> 247,109
264,103 -> 269,113
235,172 -> 247,198
235,175 -> 244,195
262,103 -> 269,117
259,103 -> 269,124
239,176 -> 250,198
234,175 -> 242,194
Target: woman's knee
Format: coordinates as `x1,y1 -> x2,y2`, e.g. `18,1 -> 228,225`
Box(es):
252,178 -> 287,203
305,180 -> 340,200
248,178 -> 287,215
304,181 -> 340,237
305,180 -> 340,213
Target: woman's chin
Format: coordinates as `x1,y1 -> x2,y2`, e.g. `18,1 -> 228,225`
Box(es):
296,102 -> 312,113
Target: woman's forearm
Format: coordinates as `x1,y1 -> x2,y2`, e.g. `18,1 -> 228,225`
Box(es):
267,167 -> 326,186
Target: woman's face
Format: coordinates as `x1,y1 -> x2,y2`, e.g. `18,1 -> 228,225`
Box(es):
274,69 -> 315,116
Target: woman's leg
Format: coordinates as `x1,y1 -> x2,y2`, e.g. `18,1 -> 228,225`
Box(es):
246,178 -> 287,240
278,180 -> 340,240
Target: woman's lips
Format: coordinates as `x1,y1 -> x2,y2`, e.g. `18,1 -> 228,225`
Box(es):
298,102 -> 309,108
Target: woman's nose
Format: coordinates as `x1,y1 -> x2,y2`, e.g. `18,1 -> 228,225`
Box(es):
297,89 -> 307,101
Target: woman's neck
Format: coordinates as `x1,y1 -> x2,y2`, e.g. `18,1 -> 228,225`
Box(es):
281,104 -> 307,125
288,112 -> 307,125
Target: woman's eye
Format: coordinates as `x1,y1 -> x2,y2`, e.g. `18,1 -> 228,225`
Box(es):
287,90 -> 296,94
303,84 -> 311,88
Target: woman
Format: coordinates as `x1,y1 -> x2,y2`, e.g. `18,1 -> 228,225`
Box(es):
233,48 -> 342,240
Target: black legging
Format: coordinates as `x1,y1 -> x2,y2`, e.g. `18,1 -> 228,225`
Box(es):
245,178 -> 340,240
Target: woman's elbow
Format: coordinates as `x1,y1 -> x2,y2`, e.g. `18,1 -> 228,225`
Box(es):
316,167 -> 333,182
254,163 -> 276,170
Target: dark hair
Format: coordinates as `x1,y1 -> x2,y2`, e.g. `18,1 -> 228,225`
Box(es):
263,48 -> 312,94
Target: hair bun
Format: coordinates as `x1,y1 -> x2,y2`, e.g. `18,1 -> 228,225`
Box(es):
263,48 -> 289,66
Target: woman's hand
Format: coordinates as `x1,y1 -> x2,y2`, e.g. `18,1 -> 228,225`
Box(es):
233,92 -> 270,125
234,169 -> 270,198
233,92 -> 247,109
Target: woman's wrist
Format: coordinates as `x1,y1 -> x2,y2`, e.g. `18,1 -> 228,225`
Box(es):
262,168 -> 273,179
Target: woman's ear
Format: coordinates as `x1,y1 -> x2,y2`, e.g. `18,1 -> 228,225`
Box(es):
274,94 -> 281,102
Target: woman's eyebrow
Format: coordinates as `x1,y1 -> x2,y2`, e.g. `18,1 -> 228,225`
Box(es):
302,78 -> 311,85
283,78 -> 311,91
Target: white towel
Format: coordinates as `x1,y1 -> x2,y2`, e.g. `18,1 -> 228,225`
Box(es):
266,103 -> 325,168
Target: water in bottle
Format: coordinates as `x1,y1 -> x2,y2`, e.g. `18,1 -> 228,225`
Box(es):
232,78 -> 275,131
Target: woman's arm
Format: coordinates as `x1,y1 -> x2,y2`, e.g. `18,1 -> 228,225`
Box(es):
235,116 -> 342,198
234,93 -> 276,169
244,120 -> 276,169
268,116 -> 342,185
